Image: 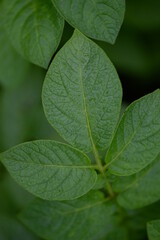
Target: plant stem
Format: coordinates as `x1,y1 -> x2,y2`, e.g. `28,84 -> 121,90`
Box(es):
92,145 -> 104,173
106,179 -> 115,197
92,147 -> 115,198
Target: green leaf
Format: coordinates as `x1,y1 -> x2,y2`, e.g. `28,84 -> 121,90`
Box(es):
147,219 -> 160,240
117,155 -> 160,209
52,0 -> 125,44
42,30 -> 122,153
0,1 -> 30,89
20,191 -> 116,240
2,0 -> 64,68
105,90 -> 160,176
92,174 -> 107,190
106,172 -> 136,193
0,140 -> 97,201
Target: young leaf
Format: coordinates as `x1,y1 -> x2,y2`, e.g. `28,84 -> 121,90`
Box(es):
52,0 -> 125,44
117,155 -> 160,209
42,30 -> 122,153
105,90 -> 160,176
0,140 -> 97,201
147,219 -> 160,240
19,191 -> 116,240
2,0 -> 64,68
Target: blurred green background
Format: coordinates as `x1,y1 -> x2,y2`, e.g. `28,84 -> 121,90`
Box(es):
0,0 -> 160,239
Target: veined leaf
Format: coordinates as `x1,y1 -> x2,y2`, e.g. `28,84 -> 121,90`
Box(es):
117,155 -> 160,209
2,0 -> 64,68
0,140 -> 97,201
105,90 -> 160,176
52,0 -> 125,44
147,219 -> 160,240
20,191 -> 116,240
42,30 -> 122,153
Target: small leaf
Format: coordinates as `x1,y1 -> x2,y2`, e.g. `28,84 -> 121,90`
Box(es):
117,155 -> 160,209
3,0 -> 64,68
52,0 -> 125,44
42,30 -> 122,153
105,90 -> 160,176
147,219 -> 160,240
20,191 -> 116,240
0,140 -> 97,201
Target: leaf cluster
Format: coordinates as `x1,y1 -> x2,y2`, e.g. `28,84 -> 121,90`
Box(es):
0,1 -> 160,239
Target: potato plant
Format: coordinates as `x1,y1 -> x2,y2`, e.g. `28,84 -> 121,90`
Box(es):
0,0 -> 160,239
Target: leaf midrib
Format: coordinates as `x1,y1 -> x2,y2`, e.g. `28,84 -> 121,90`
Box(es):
105,93 -> 159,169
2,158 -> 95,169
57,198 -> 110,215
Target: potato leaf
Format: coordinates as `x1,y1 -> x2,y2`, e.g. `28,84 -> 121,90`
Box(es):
20,191 -> 117,240
42,30 -> 122,153
52,0 -> 125,44
0,140 -> 97,200
3,0 -> 64,68
117,155 -> 160,209
105,90 -> 160,176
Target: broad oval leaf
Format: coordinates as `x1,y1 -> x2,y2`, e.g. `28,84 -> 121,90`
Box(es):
3,0 -> 64,68
19,191 -> 117,240
117,155 -> 160,209
52,0 -> 125,44
147,219 -> 160,240
42,30 -> 122,153
0,140 -> 97,201
105,90 -> 160,176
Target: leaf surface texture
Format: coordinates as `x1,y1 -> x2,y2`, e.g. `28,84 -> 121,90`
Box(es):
43,30 -> 122,152
52,0 -> 125,43
0,140 -> 97,200
3,0 -> 64,68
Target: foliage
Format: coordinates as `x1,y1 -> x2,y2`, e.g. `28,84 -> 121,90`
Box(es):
0,0 -> 160,239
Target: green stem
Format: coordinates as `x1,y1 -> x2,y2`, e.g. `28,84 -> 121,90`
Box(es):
92,145 -> 104,173
92,148 -> 115,197
106,179 -> 115,197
